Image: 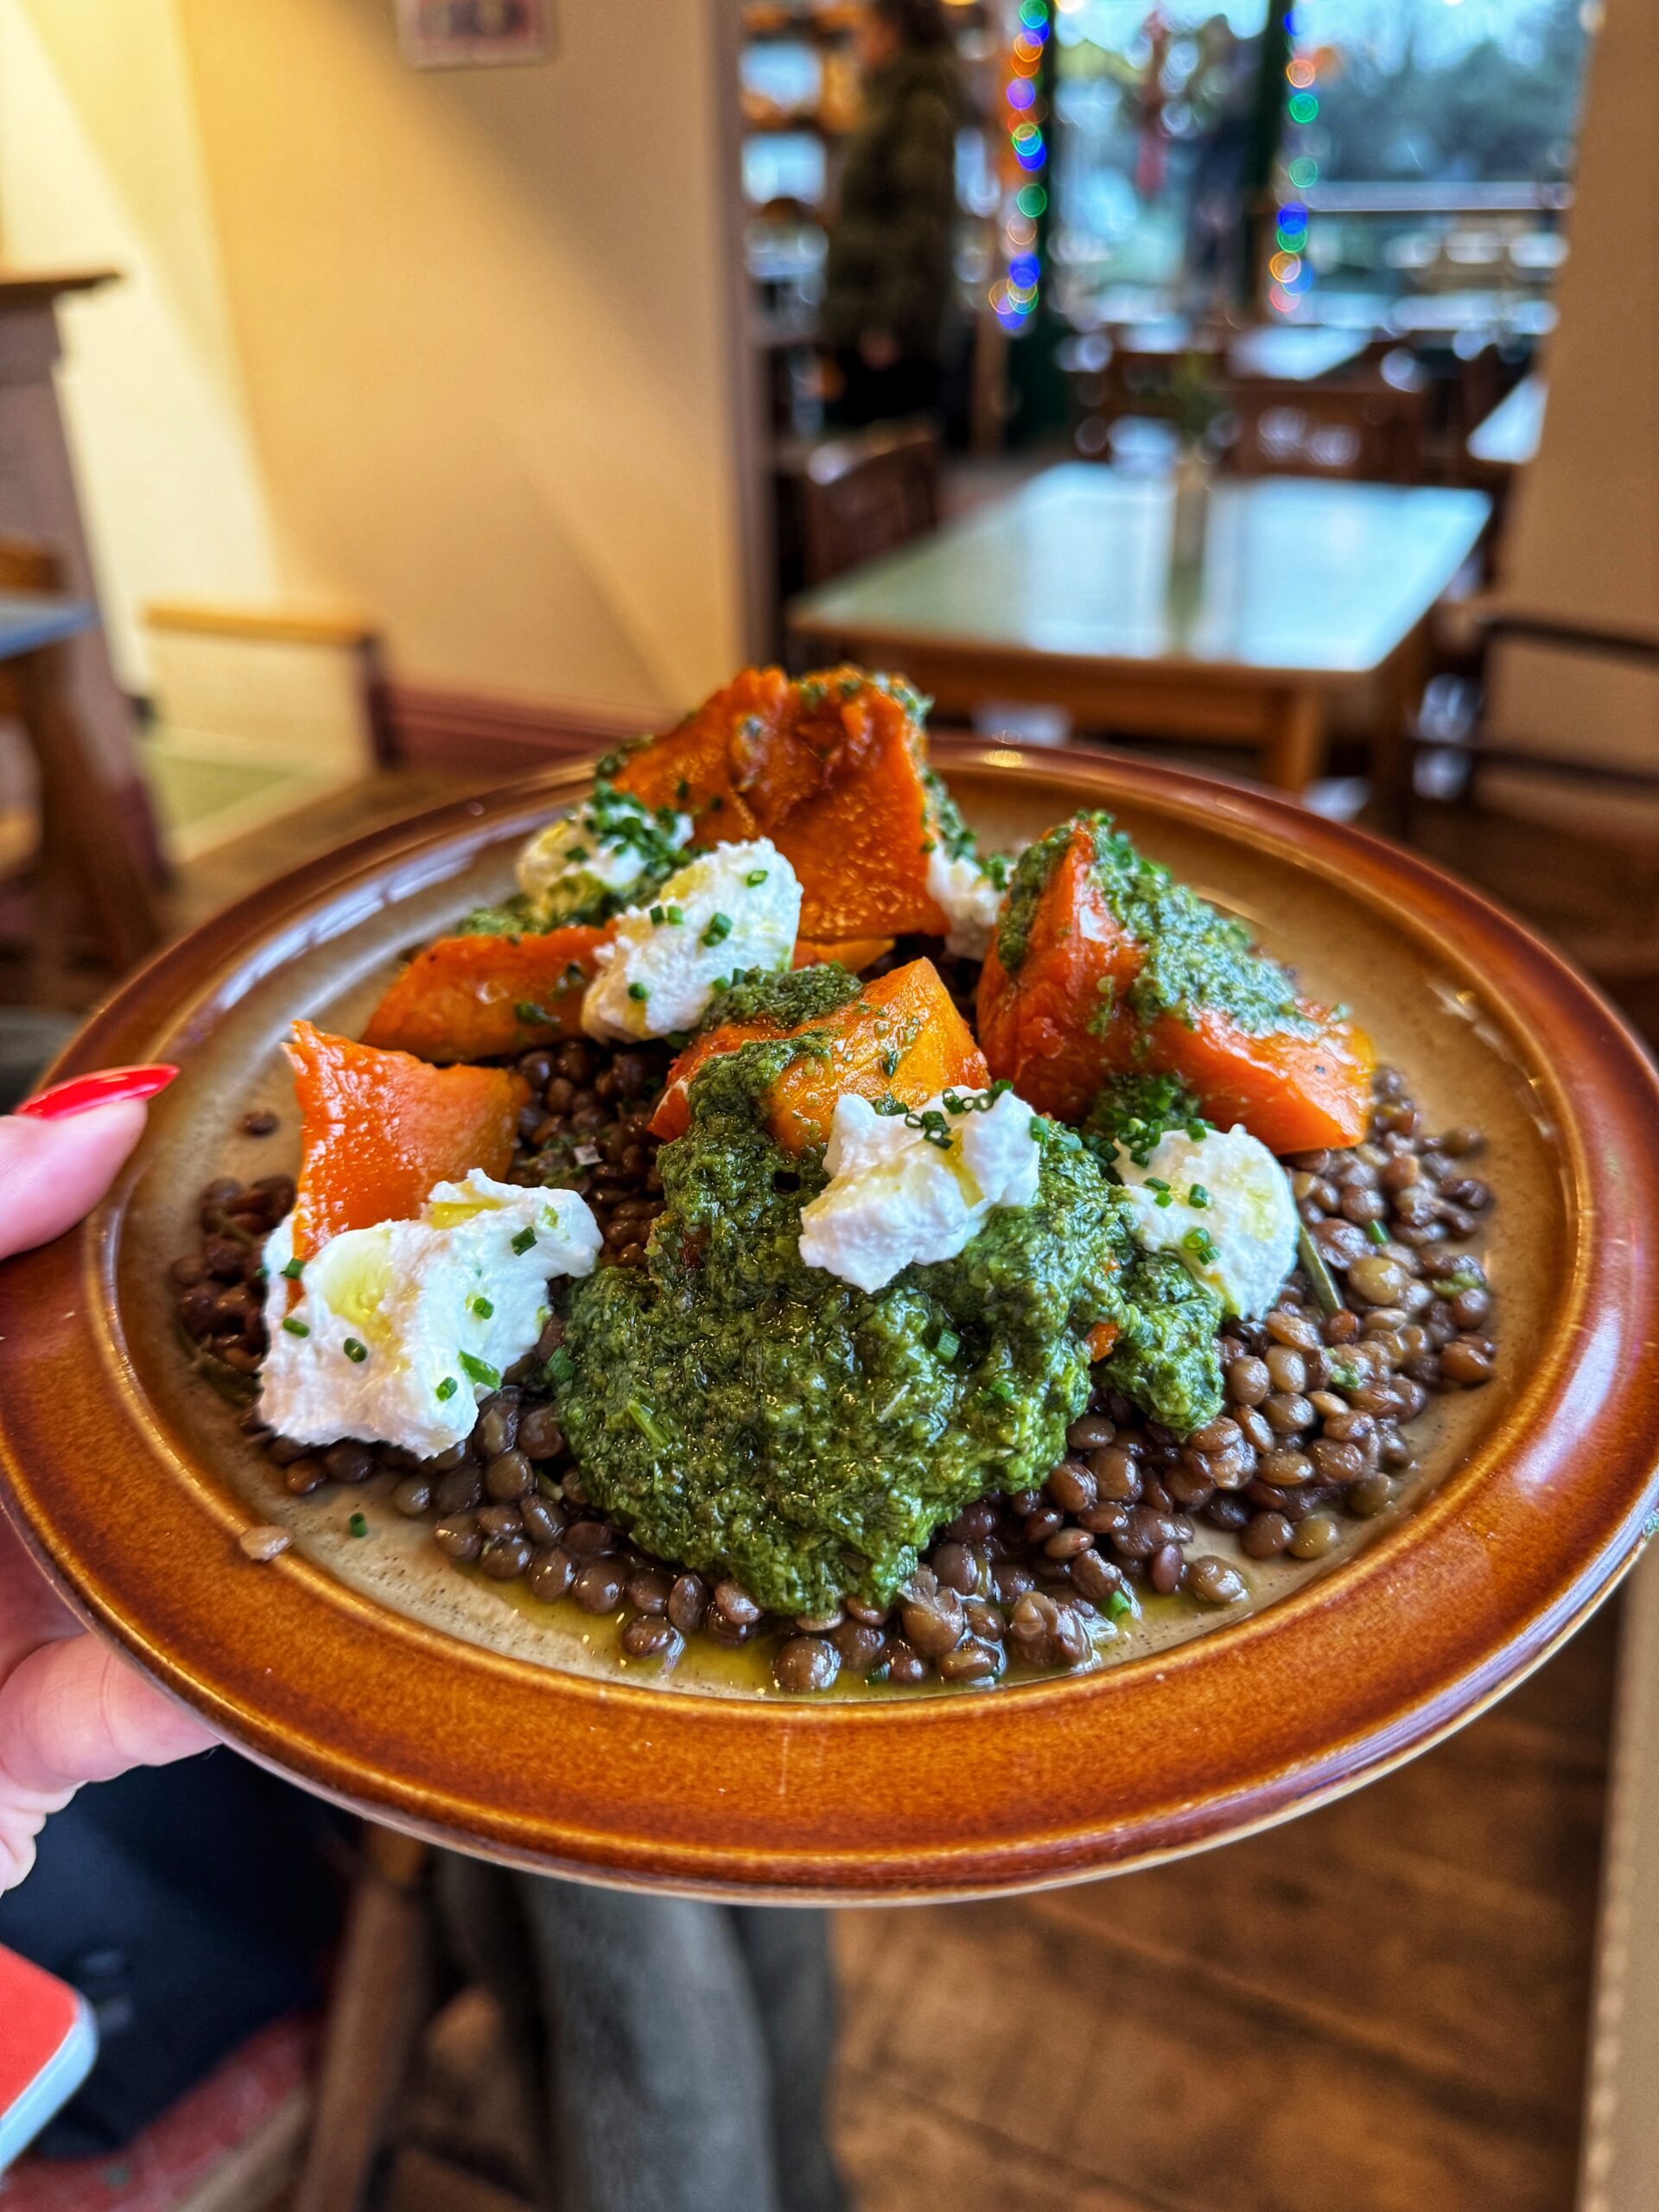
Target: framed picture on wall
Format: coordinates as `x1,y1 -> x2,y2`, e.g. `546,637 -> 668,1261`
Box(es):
396,0 -> 552,68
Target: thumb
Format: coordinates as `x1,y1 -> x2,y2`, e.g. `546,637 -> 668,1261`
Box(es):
0,1098 -> 152,1259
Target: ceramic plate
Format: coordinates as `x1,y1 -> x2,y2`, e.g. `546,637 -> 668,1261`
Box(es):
3,745 -> 1657,1898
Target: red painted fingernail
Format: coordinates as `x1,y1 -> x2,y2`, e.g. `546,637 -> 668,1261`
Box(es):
15,1064 -> 180,1121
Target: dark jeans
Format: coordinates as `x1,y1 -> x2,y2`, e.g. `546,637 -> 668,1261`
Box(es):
829,347 -> 942,431
437,1855 -> 847,2212
0,1753 -> 343,2156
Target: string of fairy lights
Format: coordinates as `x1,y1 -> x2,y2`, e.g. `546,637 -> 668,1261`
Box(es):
1270,9 -> 1322,317
988,0 -> 1051,336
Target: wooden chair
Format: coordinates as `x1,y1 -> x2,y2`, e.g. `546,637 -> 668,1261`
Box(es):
798,417 -> 942,588
1403,613 -> 1659,1027
1224,375 -> 1429,483
0,533 -> 165,1003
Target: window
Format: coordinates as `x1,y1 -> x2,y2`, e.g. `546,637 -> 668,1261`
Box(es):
1272,0 -> 1596,329
1049,1 -> 1271,323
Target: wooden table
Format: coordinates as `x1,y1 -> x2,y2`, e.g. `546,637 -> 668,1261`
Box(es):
788,465 -> 1491,793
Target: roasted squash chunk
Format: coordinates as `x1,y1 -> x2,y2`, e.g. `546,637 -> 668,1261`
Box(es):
650,957 -> 988,1152
977,817 -> 1372,1151
361,925 -> 607,1064
613,668 -> 950,942
286,1021 -> 529,1259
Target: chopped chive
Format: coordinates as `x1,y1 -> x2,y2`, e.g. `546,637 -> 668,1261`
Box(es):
1329,1360 -> 1363,1390
342,1337 -> 368,1363
282,1257 -> 305,1281
1297,1219 -> 1343,1316
512,1226 -> 537,1255
935,1328 -> 961,1363
435,1376 -> 459,1402
665,904 -> 683,925
1188,1184 -> 1211,1210
649,906 -> 666,925
348,1510 -> 369,1538
1364,1218 -> 1389,1246
282,1317 -> 309,1338
626,1398 -> 670,1451
467,1294 -> 494,1319
1107,1587 -> 1132,1619
546,1346 -> 575,1389
458,1351 -> 500,1390
1182,1228 -> 1218,1267
627,981 -> 649,1002
701,912 -> 733,948
744,868 -> 768,887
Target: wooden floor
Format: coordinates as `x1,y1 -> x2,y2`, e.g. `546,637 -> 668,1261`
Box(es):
152,765 -> 1628,2210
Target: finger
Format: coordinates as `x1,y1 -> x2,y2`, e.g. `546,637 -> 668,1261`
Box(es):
0,1630 -> 215,1802
0,1099 -> 151,1259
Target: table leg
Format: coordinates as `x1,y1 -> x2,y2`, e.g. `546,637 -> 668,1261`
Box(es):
15,643 -> 164,998
1262,688 -> 1325,796
1373,623 -> 1429,834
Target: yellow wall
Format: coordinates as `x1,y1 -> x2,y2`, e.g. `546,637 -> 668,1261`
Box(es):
175,0 -> 751,719
0,0 -> 283,689
0,0 -> 752,721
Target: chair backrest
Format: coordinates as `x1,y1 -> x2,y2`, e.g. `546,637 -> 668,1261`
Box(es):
799,419 -> 941,587
1224,380 -> 1427,483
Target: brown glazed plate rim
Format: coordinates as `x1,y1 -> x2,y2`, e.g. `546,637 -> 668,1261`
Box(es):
3,743 -> 1658,1899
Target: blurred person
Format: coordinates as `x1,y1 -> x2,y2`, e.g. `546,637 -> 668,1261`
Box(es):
0,1076 -> 844,2210
821,0 -> 963,426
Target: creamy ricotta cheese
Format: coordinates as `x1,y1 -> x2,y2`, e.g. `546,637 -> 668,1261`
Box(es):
259,1171 -> 601,1457
582,838 -> 803,1042
1115,1125 -> 1297,1320
798,1085 -> 1042,1294
516,791 -> 690,924
925,844 -> 1003,961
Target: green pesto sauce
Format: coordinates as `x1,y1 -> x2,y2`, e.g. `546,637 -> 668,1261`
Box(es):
457,893 -> 539,939
1098,1250 -> 1224,1438
920,766 -> 1013,889
995,810 -> 1309,1039
698,962 -> 862,1035
553,1041 -> 1222,1614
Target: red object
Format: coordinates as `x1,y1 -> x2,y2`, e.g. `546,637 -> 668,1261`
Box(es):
14,1065 -> 179,1122
0,1948 -> 96,2171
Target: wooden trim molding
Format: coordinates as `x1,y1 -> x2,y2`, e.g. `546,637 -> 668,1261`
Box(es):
378,680 -> 657,776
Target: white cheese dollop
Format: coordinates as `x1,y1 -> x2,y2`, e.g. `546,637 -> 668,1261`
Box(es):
582,838 -> 803,1042
516,791 -> 690,925
1116,1125 -> 1297,1320
798,1086 -> 1042,1294
259,1171 -> 601,1458
925,844 -> 1004,961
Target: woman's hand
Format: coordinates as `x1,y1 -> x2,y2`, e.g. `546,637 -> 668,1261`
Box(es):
0,1071 -> 216,1891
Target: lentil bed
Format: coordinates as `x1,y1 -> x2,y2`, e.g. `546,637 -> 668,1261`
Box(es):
175,1029 -> 1497,1694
